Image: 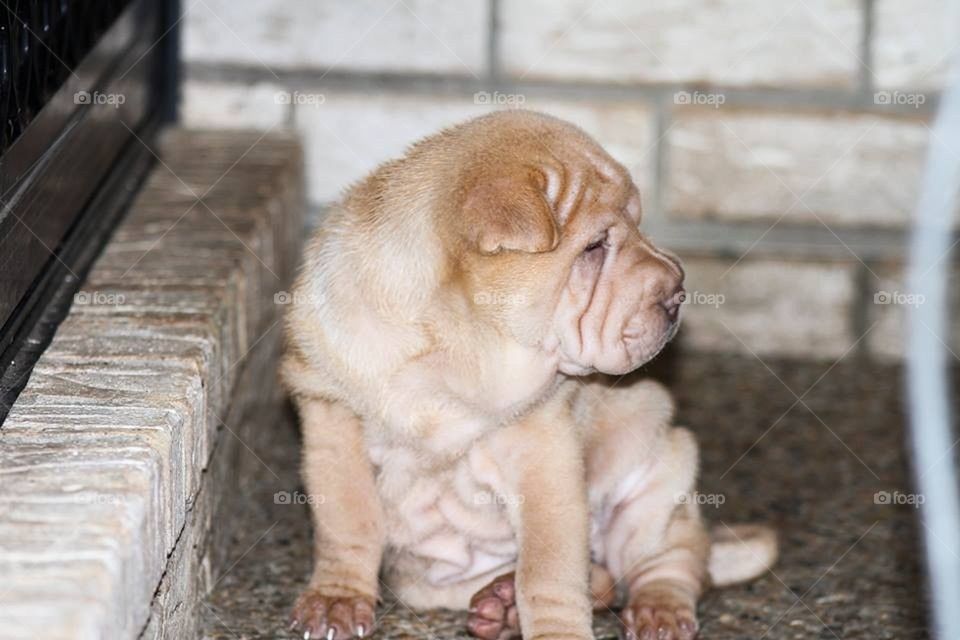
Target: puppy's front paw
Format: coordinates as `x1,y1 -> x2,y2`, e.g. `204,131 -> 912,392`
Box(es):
621,587 -> 698,640
467,572 -> 520,640
289,589 -> 375,639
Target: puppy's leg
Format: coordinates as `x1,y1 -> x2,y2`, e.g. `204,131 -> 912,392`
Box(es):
584,384 -> 709,640
617,501 -> 708,640
477,403 -> 593,640
289,396 -> 384,640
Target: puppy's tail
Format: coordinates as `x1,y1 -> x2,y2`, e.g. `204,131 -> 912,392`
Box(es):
707,524 -> 778,587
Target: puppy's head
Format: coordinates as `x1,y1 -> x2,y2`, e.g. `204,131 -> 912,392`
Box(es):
443,111 -> 684,376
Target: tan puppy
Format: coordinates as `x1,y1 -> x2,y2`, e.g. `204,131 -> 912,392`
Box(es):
282,110 -> 776,640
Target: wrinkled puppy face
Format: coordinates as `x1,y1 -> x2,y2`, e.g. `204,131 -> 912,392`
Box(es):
549,177 -> 684,376
454,113 -> 684,377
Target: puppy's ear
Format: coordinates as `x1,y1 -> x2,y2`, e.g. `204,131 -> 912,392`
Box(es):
460,169 -> 559,254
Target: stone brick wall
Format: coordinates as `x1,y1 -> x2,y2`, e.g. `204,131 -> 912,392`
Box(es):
181,0 -> 956,361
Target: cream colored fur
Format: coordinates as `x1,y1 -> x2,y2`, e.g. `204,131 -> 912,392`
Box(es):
282,111 -> 776,640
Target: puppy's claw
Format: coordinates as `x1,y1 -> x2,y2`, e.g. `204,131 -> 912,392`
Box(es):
621,585 -> 699,640
290,590 -> 376,640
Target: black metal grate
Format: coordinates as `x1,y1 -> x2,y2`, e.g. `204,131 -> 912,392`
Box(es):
0,0 -> 133,152
0,0 -> 175,424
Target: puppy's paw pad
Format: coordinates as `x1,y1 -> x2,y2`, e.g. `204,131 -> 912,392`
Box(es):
467,572 -> 520,640
622,590 -> 698,640
289,590 -> 375,639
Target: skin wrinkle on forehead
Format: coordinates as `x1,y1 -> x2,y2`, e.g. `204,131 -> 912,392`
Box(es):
539,139 -> 632,231
541,162 -> 563,207
555,164 -> 585,226
558,173 -> 636,237
562,181 -> 603,233
582,144 -> 623,185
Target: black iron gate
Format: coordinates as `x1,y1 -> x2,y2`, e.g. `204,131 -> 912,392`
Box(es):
0,0 -> 179,423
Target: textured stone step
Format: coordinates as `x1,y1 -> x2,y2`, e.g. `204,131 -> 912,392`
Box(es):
0,129 -> 304,639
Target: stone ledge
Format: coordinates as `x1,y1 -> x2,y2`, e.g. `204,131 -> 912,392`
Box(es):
0,129 -> 304,639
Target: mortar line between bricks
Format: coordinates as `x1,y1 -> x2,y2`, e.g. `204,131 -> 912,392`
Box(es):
860,0 -> 875,95
644,218 -> 918,262
851,260 -> 875,360
486,0 -> 501,83
284,97 -> 295,128
648,96 -> 670,225
184,63 -> 941,117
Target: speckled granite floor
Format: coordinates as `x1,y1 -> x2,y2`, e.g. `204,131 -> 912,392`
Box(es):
201,349 -> 930,639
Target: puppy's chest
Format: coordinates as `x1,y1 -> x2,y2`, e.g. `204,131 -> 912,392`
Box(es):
368,437 -> 519,586
475,348 -> 560,414
399,365 -> 560,456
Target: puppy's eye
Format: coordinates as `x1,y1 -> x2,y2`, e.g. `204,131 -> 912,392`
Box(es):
583,232 -> 608,254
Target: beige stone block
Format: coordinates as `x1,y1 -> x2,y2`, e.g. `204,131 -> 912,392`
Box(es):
501,0 -> 862,87
184,0 -> 488,76
874,0 -> 955,91
182,81 -> 289,130
666,109 -> 932,227
677,256 -> 857,359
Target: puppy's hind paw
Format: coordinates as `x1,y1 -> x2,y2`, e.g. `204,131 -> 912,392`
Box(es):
621,586 -> 698,640
289,589 -> 376,639
466,572 -> 521,640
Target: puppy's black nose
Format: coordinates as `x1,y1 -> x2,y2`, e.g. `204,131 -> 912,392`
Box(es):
661,287 -> 684,323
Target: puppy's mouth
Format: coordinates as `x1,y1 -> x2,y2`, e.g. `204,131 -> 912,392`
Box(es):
639,316 -> 681,364
621,318 -> 680,371
558,311 -> 680,377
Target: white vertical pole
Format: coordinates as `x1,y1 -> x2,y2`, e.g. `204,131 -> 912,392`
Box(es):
906,12 -> 960,636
